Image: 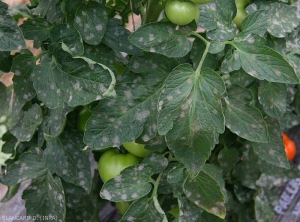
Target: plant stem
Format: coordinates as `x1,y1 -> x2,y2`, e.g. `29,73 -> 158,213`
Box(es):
196,40 -> 211,76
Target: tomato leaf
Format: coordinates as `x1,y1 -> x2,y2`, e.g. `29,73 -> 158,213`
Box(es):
129,22 -> 192,58
198,0 -> 237,41
0,14 -> 26,51
0,51 -> 12,72
44,130 -> 92,192
84,53 -> 177,149
158,64 -> 225,176
120,197 -> 166,222
258,2 -> 300,38
20,18 -> 52,42
1,147 -> 48,186
226,36 -> 299,84
50,24 -> 84,56
100,164 -> 154,202
11,53 -> 36,108
258,81 -> 287,119
22,172 -> 65,222
252,118 -> 290,169
183,169 -> 226,219
10,104 -> 43,142
102,19 -> 143,56
43,104 -> 74,141
198,211 -> 226,222
177,195 -> 203,221
0,1 -> 8,14
218,147 -> 240,173
254,195 -> 276,222
238,10 -> 268,37
73,1 -> 107,45
225,86 -> 269,143
31,56 -> 115,109
142,152 -> 169,174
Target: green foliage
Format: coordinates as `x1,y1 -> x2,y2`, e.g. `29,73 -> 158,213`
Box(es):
0,0 -> 300,221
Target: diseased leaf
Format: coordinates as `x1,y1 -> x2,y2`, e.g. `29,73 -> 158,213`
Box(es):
20,18 -> 52,42
31,56 -> 114,109
198,0 -> 237,41
11,53 -> 37,110
218,147 -> 240,173
100,164 -> 154,202
10,104 -> 43,142
258,81 -> 287,119
258,2 -> 300,38
1,147 -> 47,186
103,19 -> 143,56
225,86 -> 269,143
44,130 -> 92,192
177,195 -> 203,222
120,197 -> 166,222
23,172 -> 65,222
142,152 -> 168,174
31,0 -> 60,18
43,104 -> 74,141
74,1 -> 108,45
254,195 -> 276,222
252,118 -> 290,169
129,22 -> 192,58
238,10 -> 268,37
184,170 -> 226,218
0,14 -> 26,51
226,37 -> 299,83
85,53 -> 177,149
157,65 -> 225,176
50,24 -> 84,56
0,1 -> 8,14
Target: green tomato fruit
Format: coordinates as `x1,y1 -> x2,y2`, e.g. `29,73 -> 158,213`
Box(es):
165,0 -> 199,25
98,149 -> 140,183
169,206 -> 179,217
116,201 -> 131,215
233,7 -> 247,29
122,141 -> 151,158
235,0 -> 251,8
76,107 -> 92,132
190,0 -> 212,4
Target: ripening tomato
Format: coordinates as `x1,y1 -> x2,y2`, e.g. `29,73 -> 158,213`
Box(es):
165,0 -> 199,25
282,132 -> 296,161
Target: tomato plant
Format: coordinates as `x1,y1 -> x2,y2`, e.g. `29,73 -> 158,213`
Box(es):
165,0 -> 199,25
122,141 -> 151,158
282,132 -> 297,161
1,0 -> 300,221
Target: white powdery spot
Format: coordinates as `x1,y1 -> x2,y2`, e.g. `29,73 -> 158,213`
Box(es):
136,110 -> 150,122
101,189 -> 112,200
138,165 -> 145,171
131,193 -> 138,198
114,175 -> 122,182
167,95 -> 173,101
121,194 -> 127,200
95,24 -> 103,31
158,100 -> 164,111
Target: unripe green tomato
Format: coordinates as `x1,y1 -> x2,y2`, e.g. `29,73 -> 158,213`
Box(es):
116,201 -> 131,215
165,0 -> 199,25
190,0 -> 212,4
169,206 -> 179,217
235,0 -> 251,8
76,107 -> 92,132
233,7 -> 247,29
122,141 -> 151,158
98,149 -> 140,183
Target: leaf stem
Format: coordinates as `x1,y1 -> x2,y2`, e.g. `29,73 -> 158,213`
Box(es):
195,40 -> 211,76
191,31 -> 209,46
151,171 -> 163,198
